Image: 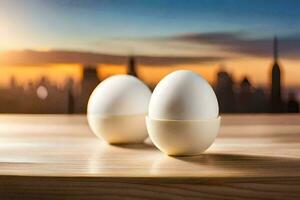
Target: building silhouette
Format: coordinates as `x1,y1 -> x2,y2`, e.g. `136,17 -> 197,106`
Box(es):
287,91 -> 299,113
79,66 -> 100,113
66,78 -> 75,114
127,56 -> 138,77
215,68 -> 236,113
251,87 -> 268,113
238,77 -> 253,112
270,37 -> 283,112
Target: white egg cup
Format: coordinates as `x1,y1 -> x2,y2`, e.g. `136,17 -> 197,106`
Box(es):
146,116 -> 221,156
88,114 -> 148,144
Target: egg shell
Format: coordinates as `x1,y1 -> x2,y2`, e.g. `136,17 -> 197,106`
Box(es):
146,116 -> 221,156
88,75 -> 151,117
149,70 -> 219,120
146,70 -> 220,156
87,75 -> 151,144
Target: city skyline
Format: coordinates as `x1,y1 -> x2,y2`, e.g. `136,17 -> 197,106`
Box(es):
1,43 -> 298,114
0,44 -> 300,89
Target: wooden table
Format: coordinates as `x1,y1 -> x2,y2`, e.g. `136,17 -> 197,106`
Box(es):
0,114 -> 299,199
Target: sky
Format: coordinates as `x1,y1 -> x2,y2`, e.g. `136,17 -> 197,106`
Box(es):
0,0 -> 300,88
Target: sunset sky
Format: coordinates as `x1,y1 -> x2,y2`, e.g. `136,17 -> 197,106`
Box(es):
0,0 -> 300,88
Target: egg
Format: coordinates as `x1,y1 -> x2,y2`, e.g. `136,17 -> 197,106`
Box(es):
146,70 -> 221,156
149,70 -> 219,120
87,75 -> 151,144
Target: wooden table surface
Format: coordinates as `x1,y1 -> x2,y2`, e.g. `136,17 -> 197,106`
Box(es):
0,114 -> 299,199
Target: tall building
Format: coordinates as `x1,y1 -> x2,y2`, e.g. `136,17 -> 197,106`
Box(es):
127,56 -> 138,77
238,77 -> 253,113
66,78 -> 75,114
287,91 -> 299,113
80,66 -> 100,113
271,37 -> 283,112
251,87 -> 268,113
215,69 -> 236,113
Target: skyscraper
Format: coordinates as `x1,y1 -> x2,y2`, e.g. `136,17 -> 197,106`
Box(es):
127,56 -> 138,77
271,37 -> 283,112
66,78 -> 74,114
238,77 -> 252,113
215,68 -> 236,113
80,66 -> 100,113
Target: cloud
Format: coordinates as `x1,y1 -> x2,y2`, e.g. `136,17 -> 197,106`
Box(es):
168,32 -> 300,59
0,50 -> 125,66
169,32 -> 246,45
94,32 -> 300,61
4,31 -> 297,68
135,55 -> 224,66
0,50 -> 225,67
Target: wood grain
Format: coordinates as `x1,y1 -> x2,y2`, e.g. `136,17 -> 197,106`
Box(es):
0,114 -> 299,199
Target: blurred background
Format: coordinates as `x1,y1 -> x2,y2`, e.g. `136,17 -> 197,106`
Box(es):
0,0 -> 299,114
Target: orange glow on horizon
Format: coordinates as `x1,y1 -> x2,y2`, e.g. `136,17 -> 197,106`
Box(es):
98,64 -> 127,79
0,57 -> 299,89
0,64 -> 82,88
138,57 -> 300,88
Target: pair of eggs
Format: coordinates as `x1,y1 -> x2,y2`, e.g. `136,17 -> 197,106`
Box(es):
87,70 -> 220,156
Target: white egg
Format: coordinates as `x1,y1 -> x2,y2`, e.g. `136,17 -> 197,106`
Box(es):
146,70 -> 220,156
87,75 -> 151,144
149,70 -> 218,120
